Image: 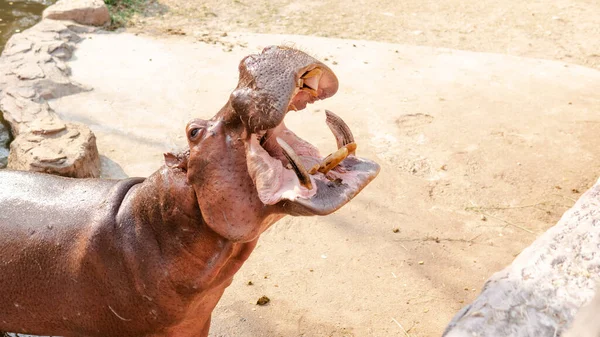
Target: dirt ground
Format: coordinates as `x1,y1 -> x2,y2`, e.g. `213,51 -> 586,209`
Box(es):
130,0 -> 600,71
94,1 -> 600,336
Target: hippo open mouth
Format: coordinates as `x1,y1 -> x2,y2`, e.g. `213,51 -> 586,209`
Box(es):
240,47 -> 380,216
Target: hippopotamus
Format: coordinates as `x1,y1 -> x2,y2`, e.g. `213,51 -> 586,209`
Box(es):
0,46 -> 379,337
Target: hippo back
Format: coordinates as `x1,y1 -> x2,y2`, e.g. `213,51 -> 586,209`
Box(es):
0,170 -> 143,336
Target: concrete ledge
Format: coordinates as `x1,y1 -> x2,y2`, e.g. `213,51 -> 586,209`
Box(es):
444,178 -> 600,336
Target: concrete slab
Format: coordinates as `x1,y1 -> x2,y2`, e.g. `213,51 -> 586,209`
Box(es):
50,32 -> 600,336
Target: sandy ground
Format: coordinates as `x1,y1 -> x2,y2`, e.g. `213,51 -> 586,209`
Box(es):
49,29 -> 600,336
131,0 -> 600,71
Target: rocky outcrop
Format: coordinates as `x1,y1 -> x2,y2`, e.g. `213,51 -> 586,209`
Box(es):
7,121 -> 100,178
43,0 -> 110,27
443,178 -> 600,337
0,19 -> 101,177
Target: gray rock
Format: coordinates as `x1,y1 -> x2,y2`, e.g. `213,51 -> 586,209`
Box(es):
443,178 -> 600,337
7,121 -> 100,178
0,19 -> 100,177
43,0 -> 110,27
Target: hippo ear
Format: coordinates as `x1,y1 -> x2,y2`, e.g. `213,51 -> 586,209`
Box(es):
164,152 -> 188,172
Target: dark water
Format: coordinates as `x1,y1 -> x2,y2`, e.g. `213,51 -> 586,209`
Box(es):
0,0 -> 55,54
0,0 -> 55,168
0,114 -> 9,168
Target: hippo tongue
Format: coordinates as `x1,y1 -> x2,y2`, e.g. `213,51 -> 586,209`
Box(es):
245,110 -> 380,215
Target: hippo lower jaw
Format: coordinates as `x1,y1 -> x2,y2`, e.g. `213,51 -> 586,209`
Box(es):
246,108 -> 380,216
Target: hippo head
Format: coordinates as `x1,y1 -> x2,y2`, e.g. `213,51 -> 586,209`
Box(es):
172,46 -> 380,242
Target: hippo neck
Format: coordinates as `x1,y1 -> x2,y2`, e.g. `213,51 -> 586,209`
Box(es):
123,166 -> 262,293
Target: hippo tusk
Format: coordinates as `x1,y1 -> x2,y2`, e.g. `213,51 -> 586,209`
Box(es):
308,142 -> 357,175
325,110 -> 355,153
276,137 -> 313,190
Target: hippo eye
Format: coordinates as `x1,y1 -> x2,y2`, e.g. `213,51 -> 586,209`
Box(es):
189,128 -> 202,139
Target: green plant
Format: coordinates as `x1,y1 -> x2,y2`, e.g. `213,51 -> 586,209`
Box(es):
103,0 -> 147,29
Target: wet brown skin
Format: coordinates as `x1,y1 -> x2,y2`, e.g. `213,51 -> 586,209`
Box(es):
0,46 -> 379,337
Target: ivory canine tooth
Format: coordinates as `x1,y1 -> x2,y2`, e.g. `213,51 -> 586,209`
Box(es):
318,146 -> 348,174
276,137 -> 313,190
307,142 -> 356,175
325,110 -> 355,152
344,142 -> 357,153
308,163 -> 320,175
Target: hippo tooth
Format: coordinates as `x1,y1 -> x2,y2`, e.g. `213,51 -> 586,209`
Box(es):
275,137 -> 313,190
308,143 -> 356,175
325,109 -> 356,152
300,68 -> 321,97
301,68 -> 322,91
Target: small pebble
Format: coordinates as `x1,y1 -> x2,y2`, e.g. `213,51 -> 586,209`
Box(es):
256,296 -> 270,306
392,228 -> 400,233
418,261 -> 424,265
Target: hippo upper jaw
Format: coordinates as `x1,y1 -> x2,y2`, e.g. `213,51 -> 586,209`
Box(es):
229,46 -> 340,133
